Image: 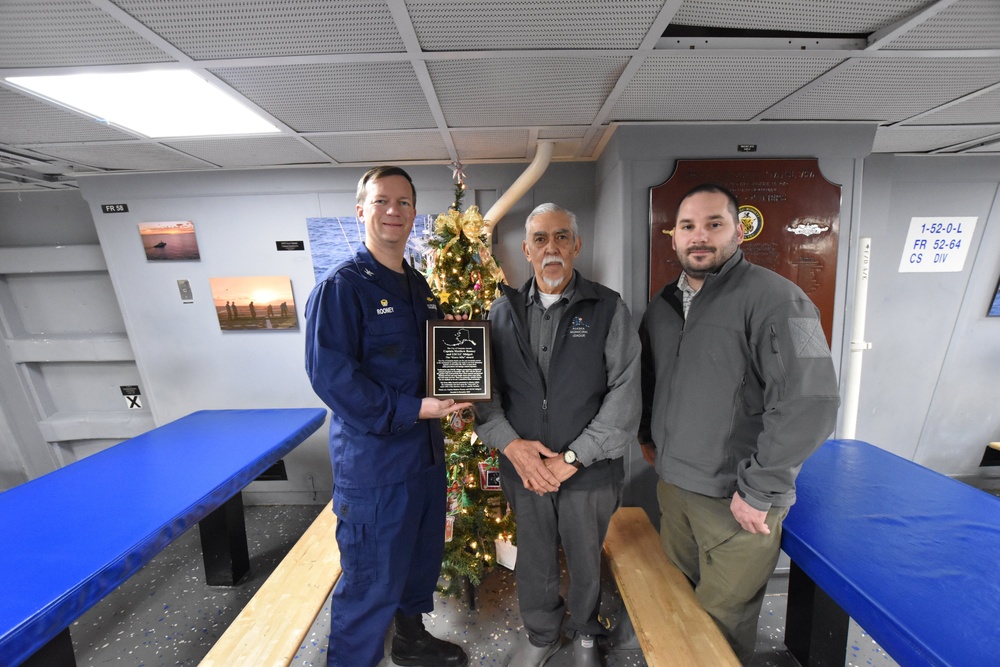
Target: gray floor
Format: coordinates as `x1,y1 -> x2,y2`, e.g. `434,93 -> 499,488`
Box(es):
70,504 -> 897,667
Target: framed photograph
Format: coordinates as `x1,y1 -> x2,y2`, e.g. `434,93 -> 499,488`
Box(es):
306,215 -> 435,281
138,221 -> 200,260
209,276 -> 298,331
989,273 -> 1000,317
426,320 -> 491,402
479,461 -> 501,491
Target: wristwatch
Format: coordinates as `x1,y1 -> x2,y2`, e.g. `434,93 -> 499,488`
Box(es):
563,449 -> 583,469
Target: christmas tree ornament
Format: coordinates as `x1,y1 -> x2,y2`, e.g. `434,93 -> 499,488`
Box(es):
424,166 -> 513,597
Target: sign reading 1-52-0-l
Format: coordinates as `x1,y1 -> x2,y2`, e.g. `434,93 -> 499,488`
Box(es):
898,217 -> 978,273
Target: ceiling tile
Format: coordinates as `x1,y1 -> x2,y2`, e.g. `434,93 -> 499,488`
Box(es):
764,57 -> 1000,122
409,0 -> 663,50
212,62 -> 436,132
307,131 -> 450,163
165,136 -> 329,167
0,0 -> 174,67
612,54 -> 843,121
111,0 -> 405,59
0,88 -> 134,144
25,143 -> 214,171
428,57 -> 630,127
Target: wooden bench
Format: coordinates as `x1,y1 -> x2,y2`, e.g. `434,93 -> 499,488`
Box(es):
200,501 -> 342,667
783,439 -> 1000,667
0,408 -> 327,667
604,507 -> 740,666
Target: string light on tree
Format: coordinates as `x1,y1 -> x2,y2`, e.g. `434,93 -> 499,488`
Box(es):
424,164 -> 512,596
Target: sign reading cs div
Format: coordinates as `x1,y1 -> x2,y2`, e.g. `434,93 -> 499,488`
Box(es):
898,217 -> 977,273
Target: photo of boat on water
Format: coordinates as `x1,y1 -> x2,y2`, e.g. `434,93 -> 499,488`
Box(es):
138,221 -> 201,260
209,275 -> 298,331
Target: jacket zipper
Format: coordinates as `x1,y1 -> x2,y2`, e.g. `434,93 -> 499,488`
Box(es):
542,398 -> 548,444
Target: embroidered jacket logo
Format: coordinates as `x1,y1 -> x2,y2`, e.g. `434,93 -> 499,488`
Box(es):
568,316 -> 589,338
377,298 -> 394,315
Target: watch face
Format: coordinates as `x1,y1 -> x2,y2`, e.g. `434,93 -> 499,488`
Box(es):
563,450 -> 576,464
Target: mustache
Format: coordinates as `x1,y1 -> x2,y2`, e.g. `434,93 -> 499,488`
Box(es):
685,245 -> 715,253
542,256 -> 565,268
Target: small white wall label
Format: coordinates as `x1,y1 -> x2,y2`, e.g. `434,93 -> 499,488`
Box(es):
121,385 -> 142,409
898,216 -> 977,273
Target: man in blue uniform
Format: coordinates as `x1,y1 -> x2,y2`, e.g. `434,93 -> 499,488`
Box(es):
305,166 -> 470,667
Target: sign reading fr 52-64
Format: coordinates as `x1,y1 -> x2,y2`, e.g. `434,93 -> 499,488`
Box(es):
899,217 -> 977,273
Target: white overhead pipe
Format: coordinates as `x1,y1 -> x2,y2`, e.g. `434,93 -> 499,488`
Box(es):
841,237 -> 872,439
484,141 -> 555,232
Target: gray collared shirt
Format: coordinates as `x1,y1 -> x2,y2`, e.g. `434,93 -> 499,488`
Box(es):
678,271 -> 698,319
526,274 -> 576,381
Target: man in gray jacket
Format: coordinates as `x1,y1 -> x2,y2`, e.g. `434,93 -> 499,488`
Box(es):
638,184 -> 840,664
476,203 -> 640,667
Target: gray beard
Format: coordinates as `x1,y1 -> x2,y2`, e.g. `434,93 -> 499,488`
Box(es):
541,258 -> 566,289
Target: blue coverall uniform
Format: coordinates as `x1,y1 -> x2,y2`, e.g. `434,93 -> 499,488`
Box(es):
305,245 -> 446,667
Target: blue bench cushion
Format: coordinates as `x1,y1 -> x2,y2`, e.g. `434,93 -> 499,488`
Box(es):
0,407 -> 326,666
784,439 -> 1000,667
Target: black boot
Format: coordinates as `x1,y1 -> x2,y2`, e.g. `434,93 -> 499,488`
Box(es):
390,611 -> 468,667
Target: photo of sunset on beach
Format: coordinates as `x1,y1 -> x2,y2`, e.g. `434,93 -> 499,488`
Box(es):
209,276 -> 297,331
138,221 -> 201,260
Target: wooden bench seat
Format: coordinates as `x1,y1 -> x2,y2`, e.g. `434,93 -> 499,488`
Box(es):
200,501 -> 341,667
603,507 -> 740,666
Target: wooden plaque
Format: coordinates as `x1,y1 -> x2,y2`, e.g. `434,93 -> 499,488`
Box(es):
649,158 -> 840,343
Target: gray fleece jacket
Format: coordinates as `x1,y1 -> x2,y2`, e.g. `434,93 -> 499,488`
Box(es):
639,249 -> 840,510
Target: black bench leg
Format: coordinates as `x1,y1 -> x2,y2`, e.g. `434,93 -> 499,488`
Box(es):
785,560 -> 849,667
22,627 -> 75,667
198,492 -> 251,586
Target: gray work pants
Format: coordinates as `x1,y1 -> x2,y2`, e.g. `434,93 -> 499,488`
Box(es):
502,476 -> 623,645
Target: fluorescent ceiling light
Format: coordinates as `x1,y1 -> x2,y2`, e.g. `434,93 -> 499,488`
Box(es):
6,70 -> 280,138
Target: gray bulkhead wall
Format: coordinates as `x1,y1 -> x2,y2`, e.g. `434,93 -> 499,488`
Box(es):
74,163 -> 595,504
597,124 -> 1000,507
0,191 -> 132,487
855,155 -> 1000,474
596,123 -> 873,510
12,147 -> 1000,500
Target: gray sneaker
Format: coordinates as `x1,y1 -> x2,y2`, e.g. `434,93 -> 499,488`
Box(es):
508,637 -> 560,667
574,634 -> 602,667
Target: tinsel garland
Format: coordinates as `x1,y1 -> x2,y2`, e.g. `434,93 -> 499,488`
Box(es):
424,204 -> 505,317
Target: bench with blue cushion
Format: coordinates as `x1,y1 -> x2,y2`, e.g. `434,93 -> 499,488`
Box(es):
782,438 -> 1000,667
0,407 -> 327,667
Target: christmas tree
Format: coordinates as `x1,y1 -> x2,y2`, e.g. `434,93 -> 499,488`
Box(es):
423,167 -> 514,597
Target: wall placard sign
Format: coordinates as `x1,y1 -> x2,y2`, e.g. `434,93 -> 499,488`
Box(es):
649,158 -> 840,344
898,217 -> 977,273
120,385 -> 142,409
101,204 -> 129,213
